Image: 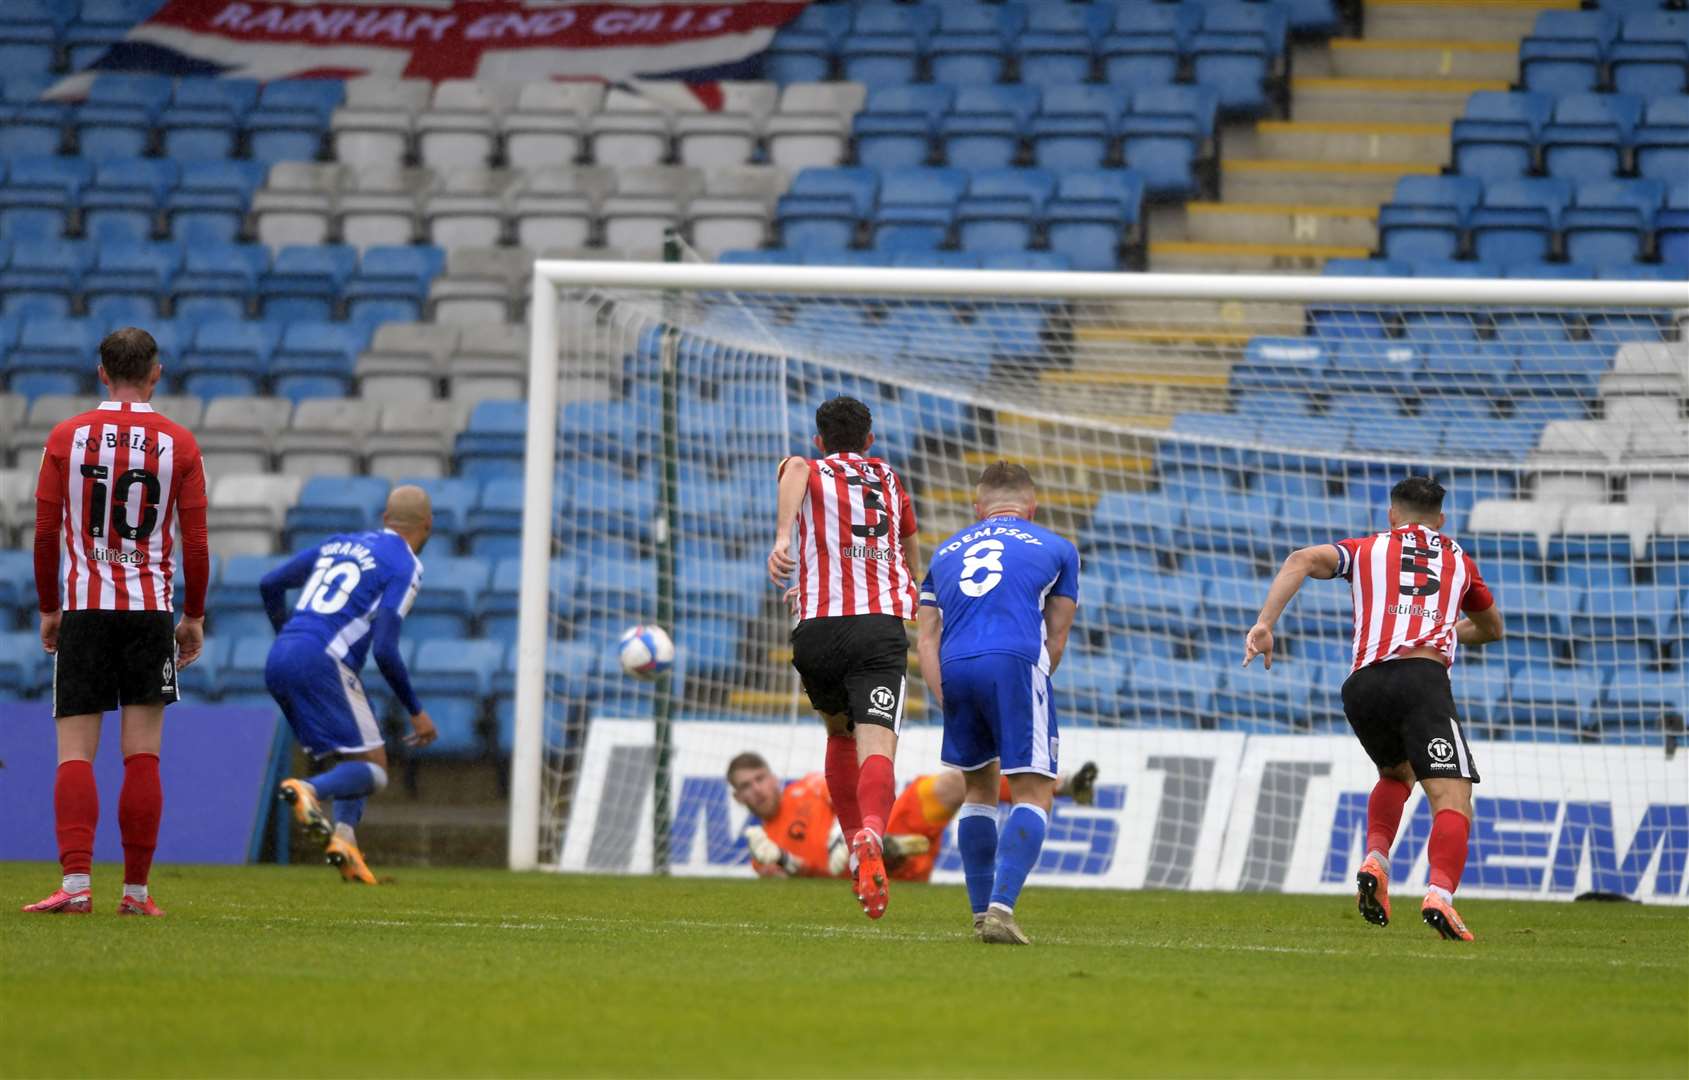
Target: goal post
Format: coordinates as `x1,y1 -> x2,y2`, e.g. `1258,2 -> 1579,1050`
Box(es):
510,262 -> 1688,903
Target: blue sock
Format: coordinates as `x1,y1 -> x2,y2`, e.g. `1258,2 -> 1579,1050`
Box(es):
309,761 -> 384,802
334,797 -> 366,828
990,804 -> 1049,913
956,803 -> 999,916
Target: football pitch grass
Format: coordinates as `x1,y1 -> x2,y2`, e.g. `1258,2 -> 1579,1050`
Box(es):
5,863 -> 1686,1078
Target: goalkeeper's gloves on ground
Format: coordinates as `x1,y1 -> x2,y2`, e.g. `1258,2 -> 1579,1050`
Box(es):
745,825 -> 803,877
881,833 -> 931,873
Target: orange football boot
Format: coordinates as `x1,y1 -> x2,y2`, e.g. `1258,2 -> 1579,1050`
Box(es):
1356,853 -> 1391,927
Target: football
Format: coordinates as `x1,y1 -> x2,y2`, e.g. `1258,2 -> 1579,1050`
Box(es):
617,624 -> 675,679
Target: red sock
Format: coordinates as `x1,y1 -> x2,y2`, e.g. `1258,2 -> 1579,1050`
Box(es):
1366,777 -> 1412,861
1427,809 -> 1471,894
856,754 -> 895,838
119,753 -> 163,887
825,735 -> 863,837
55,759 -> 98,879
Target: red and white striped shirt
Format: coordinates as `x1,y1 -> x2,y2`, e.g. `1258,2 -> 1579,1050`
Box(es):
35,402 -> 208,613
1333,524 -> 1493,673
786,452 -> 918,622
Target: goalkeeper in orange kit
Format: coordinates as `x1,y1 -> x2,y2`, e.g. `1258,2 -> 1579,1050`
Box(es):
725,752 -> 1098,880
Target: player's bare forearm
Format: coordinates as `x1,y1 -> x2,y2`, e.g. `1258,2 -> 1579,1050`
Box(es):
767,458 -> 809,585
1457,606 -> 1504,646
1042,596 -> 1077,675
915,606 -> 943,708
1255,546 -> 1340,629
772,456 -> 808,541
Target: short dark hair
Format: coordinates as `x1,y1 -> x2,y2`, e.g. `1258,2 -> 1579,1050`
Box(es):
99,327 -> 159,386
977,461 -> 1036,498
725,751 -> 770,785
815,396 -> 872,454
1390,476 -> 1446,515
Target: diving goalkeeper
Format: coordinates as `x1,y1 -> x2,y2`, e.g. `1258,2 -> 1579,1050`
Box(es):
725,752 -> 1098,881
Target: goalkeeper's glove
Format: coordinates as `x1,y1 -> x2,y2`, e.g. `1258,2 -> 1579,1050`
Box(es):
745,825 -> 804,877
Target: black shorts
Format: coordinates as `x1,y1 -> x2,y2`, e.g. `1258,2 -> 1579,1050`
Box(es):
790,614 -> 909,733
1341,658 -> 1479,784
53,610 -> 180,718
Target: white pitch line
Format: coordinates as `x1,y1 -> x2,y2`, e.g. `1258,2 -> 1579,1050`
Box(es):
210,911 -> 1683,970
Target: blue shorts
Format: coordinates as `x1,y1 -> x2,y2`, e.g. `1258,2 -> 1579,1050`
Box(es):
264,637 -> 384,759
939,653 -> 1058,777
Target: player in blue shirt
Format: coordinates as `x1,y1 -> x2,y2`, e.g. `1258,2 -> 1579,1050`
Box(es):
916,463 -> 1079,945
261,486 -> 436,884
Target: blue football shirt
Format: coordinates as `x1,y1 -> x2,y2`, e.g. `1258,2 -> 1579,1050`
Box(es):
272,529 -> 423,670
920,515 -> 1080,671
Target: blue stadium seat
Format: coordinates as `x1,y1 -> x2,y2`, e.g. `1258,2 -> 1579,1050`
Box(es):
854,109 -> 932,170
1083,492 -> 1182,551
171,242 -> 266,326
765,32 -> 833,82
1099,33 -> 1181,91
167,160 -> 266,246
1127,656 -> 1219,723
1030,114 -> 1112,171
840,33 -> 920,85
776,194 -> 858,252
158,78 -> 256,161
1014,32 -> 1095,87
954,84 -> 1042,126
244,80 -> 341,164
1232,336 -> 1324,391
0,157 -> 93,247
219,637 -> 277,698
1453,91 -> 1553,181
181,319 -> 277,397
788,166 -> 880,216
940,112 -> 1021,170
455,402 -> 526,483
1541,93 -> 1643,182
929,34 -> 1010,85
0,24 -> 56,81
271,320 -> 364,401
0,101 -> 67,157
260,244 -> 358,322
6,315 -> 97,394
1133,84 -> 1221,139
82,240 -> 179,321
1469,178 -> 1572,264
1120,114 -> 1203,198
1192,31 -> 1276,117
344,245 -> 443,326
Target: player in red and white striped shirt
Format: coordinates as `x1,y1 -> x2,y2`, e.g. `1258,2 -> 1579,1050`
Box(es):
767,396 -> 920,919
1244,476 -> 1503,941
23,328 -> 210,917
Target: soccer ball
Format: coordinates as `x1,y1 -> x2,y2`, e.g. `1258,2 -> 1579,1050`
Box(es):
618,624 -> 675,679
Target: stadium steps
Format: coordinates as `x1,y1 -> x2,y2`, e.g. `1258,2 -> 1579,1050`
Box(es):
1289,77 -> 1512,124
1315,39 -> 1522,81
1361,0 -> 1578,43
1226,121 -> 1453,164
954,449 -> 1158,499
1180,202 -> 1379,248
1147,238 -> 1373,271
1216,159 -> 1439,206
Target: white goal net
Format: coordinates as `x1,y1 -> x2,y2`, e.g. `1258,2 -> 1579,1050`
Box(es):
510,263 -> 1689,905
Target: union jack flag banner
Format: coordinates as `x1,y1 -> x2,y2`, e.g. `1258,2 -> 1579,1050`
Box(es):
48,0 -> 810,101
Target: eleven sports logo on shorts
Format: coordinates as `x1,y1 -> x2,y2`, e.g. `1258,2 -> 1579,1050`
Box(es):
1426,736 -> 1457,769
867,685 -> 897,720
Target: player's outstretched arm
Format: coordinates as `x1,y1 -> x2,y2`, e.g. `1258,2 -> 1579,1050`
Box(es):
1245,545 -> 1341,669
915,604 -> 944,709
258,548 -> 319,632
767,456 -> 809,587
